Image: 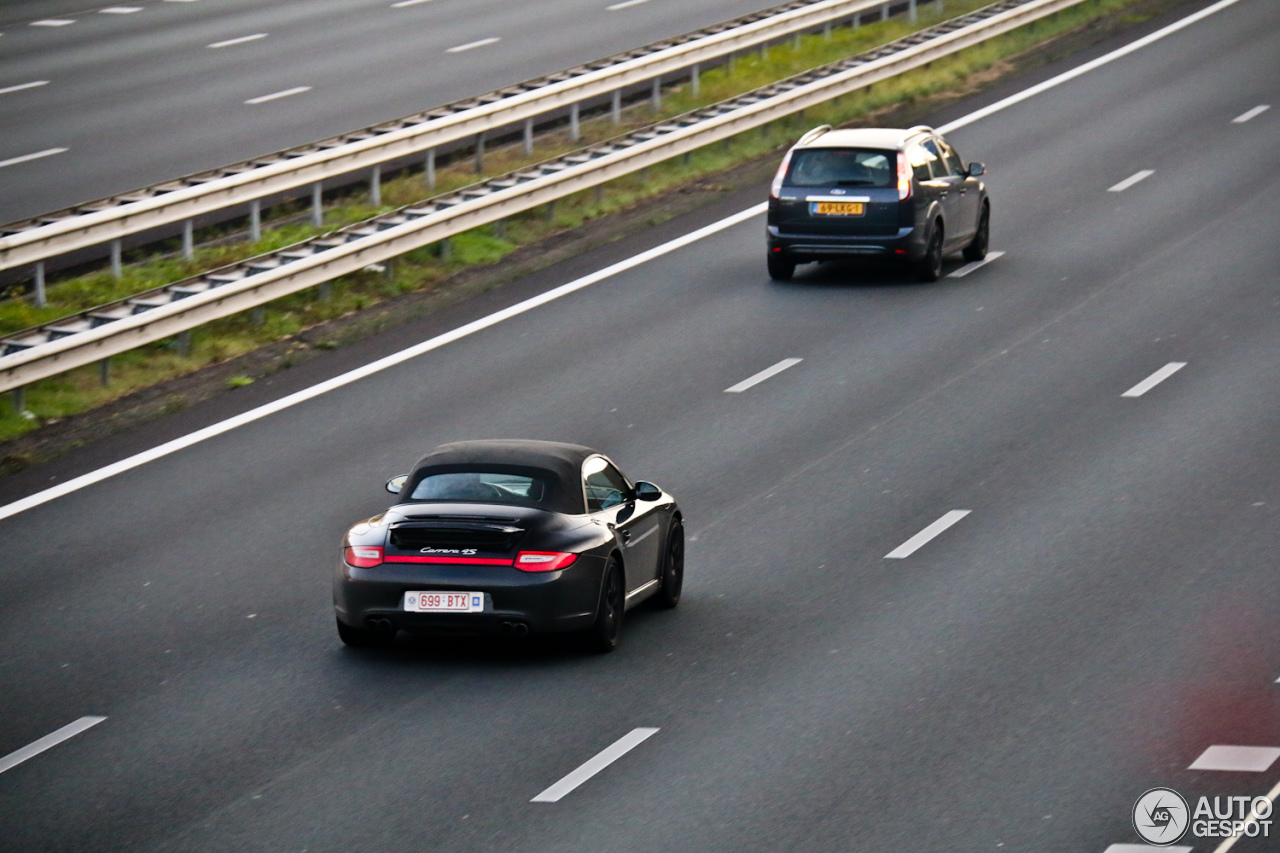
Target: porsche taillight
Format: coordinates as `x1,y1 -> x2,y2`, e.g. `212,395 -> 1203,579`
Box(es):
514,551 -> 578,572
897,151 -> 913,201
344,546 -> 384,568
770,149 -> 794,199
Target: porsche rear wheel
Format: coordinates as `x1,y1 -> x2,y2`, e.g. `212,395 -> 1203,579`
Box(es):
585,558 -> 625,653
652,521 -> 684,609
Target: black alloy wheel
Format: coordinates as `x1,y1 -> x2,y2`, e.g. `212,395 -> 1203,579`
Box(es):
652,521 -> 684,609
917,222 -> 944,282
586,558 -> 625,653
337,618 -> 390,648
963,204 -> 990,262
767,254 -> 795,281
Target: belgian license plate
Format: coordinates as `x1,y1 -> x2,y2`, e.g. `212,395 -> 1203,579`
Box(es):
405,591 -> 484,613
813,201 -> 865,216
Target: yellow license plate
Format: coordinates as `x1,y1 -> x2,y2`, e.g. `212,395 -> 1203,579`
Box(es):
813,202 -> 865,215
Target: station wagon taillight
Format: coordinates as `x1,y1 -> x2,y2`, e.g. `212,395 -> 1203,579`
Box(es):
514,551 -> 578,572
344,546 -> 384,568
770,150 -> 794,199
897,152 -> 912,201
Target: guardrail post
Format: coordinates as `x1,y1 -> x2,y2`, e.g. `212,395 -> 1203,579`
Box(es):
824,21 -> 832,39
545,200 -> 555,222
494,218 -> 506,239
426,148 -> 436,190
523,119 -> 534,154
760,41 -> 768,60
250,199 -> 261,241
440,237 -> 452,260
475,132 -> 486,172
183,220 -> 194,260
570,103 -> 580,142
110,240 -> 122,279
370,165 -> 382,206
651,76 -> 661,112
691,64 -> 700,96
909,0 -> 918,23
99,357 -> 111,386
311,183 -> 323,226
251,306 -> 264,326
881,2 -> 889,21
9,386 -> 23,415
33,261 -> 46,307
793,31 -> 801,50
318,281 -> 331,301
593,184 -> 604,206
611,90 -> 622,123
177,330 -> 192,356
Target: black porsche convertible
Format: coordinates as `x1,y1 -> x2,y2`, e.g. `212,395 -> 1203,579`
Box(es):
334,440 -> 684,652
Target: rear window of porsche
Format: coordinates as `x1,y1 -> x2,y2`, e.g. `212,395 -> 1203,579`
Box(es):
410,471 -> 546,503
786,148 -> 895,188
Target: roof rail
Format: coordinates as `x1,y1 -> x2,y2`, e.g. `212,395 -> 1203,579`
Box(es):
906,124 -> 935,135
795,124 -> 833,146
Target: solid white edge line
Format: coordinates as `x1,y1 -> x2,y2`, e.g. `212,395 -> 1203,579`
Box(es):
1107,169 -> 1154,193
885,510 -> 970,559
0,80 -> 49,95
447,37 -> 500,53
208,33 -> 267,48
0,204 -> 767,523
0,147 -> 69,169
392,0 -> 435,6
99,7 -> 144,13
936,0 -> 1244,134
724,357 -> 803,393
0,717 -> 106,775
947,249 -> 1005,278
1232,104 -> 1270,123
608,0 -> 651,9
531,728 -> 658,802
1121,362 -> 1185,398
1212,775 -> 1280,853
30,19 -> 77,26
244,86 -> 311,105
0,0 -> 1246,521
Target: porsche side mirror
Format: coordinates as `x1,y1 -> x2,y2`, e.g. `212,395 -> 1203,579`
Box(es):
386,474 -> 408,494
634,481 -> 662,501
967,162 -> 986,177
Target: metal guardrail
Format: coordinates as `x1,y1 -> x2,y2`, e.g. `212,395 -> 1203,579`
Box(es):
0,0 -> 1086,394
0,0 -> 928,275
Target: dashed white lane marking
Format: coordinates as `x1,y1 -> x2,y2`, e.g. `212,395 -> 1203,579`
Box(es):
607,0 -> 651,9
0,147 -> 68,169
948,250 -> 1005,278
724,358 -> 802,393
531,728 -> 658,802
1108,170 -> 1155,192
31,19 -> 76,26
0,80 -> 49,95
0,717 -> 106,775
1105,846 -> 1192,853
1233,105 -> 1270,124
447,37 -> 500,53
885,510 -> 970,559
1211,775 -> 1280,853
244,86 -> 311,105
392,0 -> 436,6
0,204 -> 767,523
100,6 -> 143,12
1189,745 -> 1280,772
208,33 -> 267,48
1121,362 -> 1185,398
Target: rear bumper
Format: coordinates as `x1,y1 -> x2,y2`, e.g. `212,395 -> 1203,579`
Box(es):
767,225 -> 924,262
333,555 -> 604,635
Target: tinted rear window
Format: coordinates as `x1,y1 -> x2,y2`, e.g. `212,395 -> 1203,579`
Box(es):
786,148 -> 895,187
409,471 -> 546,504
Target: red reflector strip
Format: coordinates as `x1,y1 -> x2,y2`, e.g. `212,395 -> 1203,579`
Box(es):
384,556 -> 514,565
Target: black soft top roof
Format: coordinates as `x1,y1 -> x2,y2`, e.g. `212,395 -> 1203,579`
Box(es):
405,440 -> 599,514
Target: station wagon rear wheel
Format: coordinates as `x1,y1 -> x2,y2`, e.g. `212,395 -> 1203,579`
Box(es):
963,204 -> 990,262
918,223 -> 944,282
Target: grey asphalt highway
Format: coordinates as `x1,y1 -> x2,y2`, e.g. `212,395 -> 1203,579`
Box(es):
2,0 -> 1279,850
0,0 -> 813,226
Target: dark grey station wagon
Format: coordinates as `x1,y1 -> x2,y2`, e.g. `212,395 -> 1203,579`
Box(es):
766,125 -> 989,282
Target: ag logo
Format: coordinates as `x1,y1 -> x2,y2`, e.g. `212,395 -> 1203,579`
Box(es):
1133,788 -> 1189,845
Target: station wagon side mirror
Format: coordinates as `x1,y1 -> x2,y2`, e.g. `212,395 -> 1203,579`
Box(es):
634,481 -> 662,501
386,474 -> 408,495
967,162 -> 986,177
